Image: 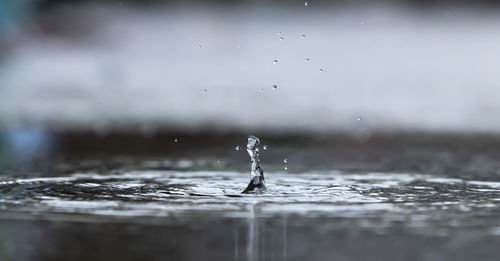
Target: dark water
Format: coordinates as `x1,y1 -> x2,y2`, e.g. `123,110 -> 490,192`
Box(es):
1,132 -> 500,260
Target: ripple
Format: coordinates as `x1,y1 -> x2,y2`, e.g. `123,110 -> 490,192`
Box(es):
0,171 -> 499,224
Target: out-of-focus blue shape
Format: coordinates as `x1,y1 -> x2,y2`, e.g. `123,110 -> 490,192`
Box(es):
0,0 -> 29,32
4,127 -> 54,160
0,128 -> 55,174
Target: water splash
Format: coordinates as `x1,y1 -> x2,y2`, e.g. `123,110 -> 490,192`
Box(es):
242,135 -> 266,193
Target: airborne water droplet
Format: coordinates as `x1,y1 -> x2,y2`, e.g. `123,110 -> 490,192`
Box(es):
305,1 -> 308,6
273,59 -> 278,64
260,89 -> 264,93
263,145 -> 268,150
174,138 -> 178,143
284,158 -> 288,163
203,89 -> 208,93
357,117 -> 362,121
272,85 -> 278,90
279,37 -> 284,41
319,68 -> 324,72
306,58 -> 310,62
301,34 -> 306,38
235,145 -> 240,151
284,166 -> 288,170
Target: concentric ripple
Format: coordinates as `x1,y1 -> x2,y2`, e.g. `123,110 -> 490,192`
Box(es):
1,171 -> 500,226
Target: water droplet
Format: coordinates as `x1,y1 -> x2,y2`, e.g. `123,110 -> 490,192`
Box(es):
361,21 -> 366,25
279,37 -> 284,41
301,34 -> 306,38
203,89 -> 208,93
306,58 -> 310,62
272,85 -> 278,90
235,145 -> 240,151
319,68 -> 324,72
357,117 -> 362,121
278,32 -> 282,36
284,158 -> 288,163
260,89 -> 264,93
199,44 -> 203,48
284,166 -> 288,170
174,138 -> 178,143
244,135 -> 266,193
263,145 -> 268,150
305,1 -> 308,6
217,160 -> 221,164
273,59 -> 278,64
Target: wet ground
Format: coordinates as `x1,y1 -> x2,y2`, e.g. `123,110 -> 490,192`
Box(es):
1,132 -> 500,260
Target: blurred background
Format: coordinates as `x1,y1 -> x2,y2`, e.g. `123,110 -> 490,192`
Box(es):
2,0 -> 500,177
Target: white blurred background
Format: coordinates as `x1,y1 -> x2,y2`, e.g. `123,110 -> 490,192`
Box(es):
1,0 -> 500,134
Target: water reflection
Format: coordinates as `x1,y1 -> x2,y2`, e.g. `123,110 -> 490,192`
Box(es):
0,170 -> 499,260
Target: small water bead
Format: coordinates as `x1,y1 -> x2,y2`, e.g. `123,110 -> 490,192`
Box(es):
263,145 -> 268,150
306,58 -> 310,62
273,59 -> 278,64
174,138 -> 178,143
283,158 -> 288,163
279,37 -> 284,41
272,85 -> 277,90
357,117 -> 362,121
319,68 -> 324,72
284,166 -> 288,170
305,1 -> 308,6
203,89 -> 208,93
278,32 -> 282,36
301,34 -> 306,38
260,88 -> 264,93
199,44 -> 203,48
235,145 -> 240,151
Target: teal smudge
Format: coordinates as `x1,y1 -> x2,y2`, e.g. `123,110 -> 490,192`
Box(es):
0,0 -> 30,32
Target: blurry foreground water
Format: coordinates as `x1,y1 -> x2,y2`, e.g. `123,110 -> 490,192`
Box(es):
1,132 -> 500,260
